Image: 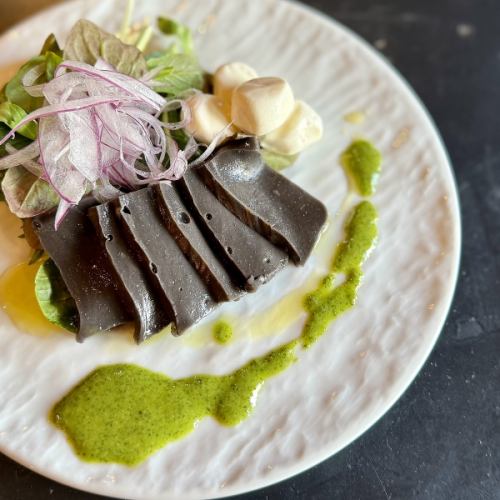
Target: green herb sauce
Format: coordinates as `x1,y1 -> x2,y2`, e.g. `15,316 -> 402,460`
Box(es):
341,140 -> 382,196
301,201 -> 378,348
51,340 -> 298,466
213,320 -> 233,345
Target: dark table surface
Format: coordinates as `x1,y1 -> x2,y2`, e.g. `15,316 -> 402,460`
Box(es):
0,1 -> 499,499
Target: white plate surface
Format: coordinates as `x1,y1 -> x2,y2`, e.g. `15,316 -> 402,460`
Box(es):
0,0 -> 461,498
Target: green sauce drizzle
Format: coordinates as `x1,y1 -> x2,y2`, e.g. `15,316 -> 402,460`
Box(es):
213,320 -> 233,345
341,140 -> 382,196
51,340 -> 297,466
301,201 -> 378,348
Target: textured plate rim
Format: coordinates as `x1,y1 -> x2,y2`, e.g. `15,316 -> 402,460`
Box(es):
0,1 -> 462,499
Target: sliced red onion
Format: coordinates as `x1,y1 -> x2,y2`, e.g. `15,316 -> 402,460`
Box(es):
140,65 -> 165,85
66,109 -> 101,182
0,59 -> 214,227
160,99 -> 192,130
24,85 -> 46,98
183,135 -> 199,160
22,63 -> 45,87
5,144 -> 44,177
189,123 -> 235,166
39,116 -> 87,204
0,95 -> 136,147
93,177 -> 121,203
54,199 -> 73,230
22,159 -> 43,177
94,59 -> 116,72
56,61 -> 165,111
0,142 -> 40,169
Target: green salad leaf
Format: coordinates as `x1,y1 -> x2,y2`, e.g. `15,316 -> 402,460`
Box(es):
64,20 -> 147,77
0,102 -> 37,139
261,149 -> 299,171
147,52 -> 203,96
157,17 -> 194,54
163,109 -> 190,149
40,33 -> 62,57
1,166 -> 59,218
0,124 -> 32,157
0,124 -> 32,156
5,55 -> 46,113
5,51 -> 62,113
146,17 -> 203,97
0,124 -> 33,202
29,248 -> 45,265
35,259 -> 78,333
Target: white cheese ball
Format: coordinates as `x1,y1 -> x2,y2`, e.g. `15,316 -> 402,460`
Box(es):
213,62 -> 258,116
261,101 -> 323,155
184,93 -> 235,145
231,77 -> 295,136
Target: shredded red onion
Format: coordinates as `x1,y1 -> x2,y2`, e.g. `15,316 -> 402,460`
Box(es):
0,57 -> 241,228
189,123 -> 235,167
22,63 -> 45,87
0,142 -> 40,170
0,59 -> 220,226
54,199 -> 72,230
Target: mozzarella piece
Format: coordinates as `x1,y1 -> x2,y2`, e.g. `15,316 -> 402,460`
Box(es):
231,77 -> 295,136
213,62 -> 258,116
184,93 -> 235,145
261,100 -> 323,155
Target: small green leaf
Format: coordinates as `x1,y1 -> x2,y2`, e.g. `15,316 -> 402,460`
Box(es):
45,52 -> 63,81
0,101 -> 37,139
29,248 -> 45,265
0,124 -> 32,203
147,52 -> 203,96
1,166 -> 59,218
261,149 -> 299,171
5,55 -> 46,113
4,51 -> 62,113
162,109 -> 190,149
40,33 -> 62,56
64,20 -> 147,78
157,17 -> 194,54
35,259 -> 78,333
0,123 -> 32,157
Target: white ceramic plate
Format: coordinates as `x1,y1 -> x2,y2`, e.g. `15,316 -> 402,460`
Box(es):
0,0 -> 460,498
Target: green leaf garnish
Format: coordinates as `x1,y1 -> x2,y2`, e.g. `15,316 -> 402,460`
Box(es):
40,33 -> 62,57
0,101 -> 37,139
0,124 -> 33,202
5,51 -> 62,113
5,56 -> 45,113
63,20 -> 147,78
157,17 -> 194,54
29,249 -> 45,266
35,259 -> 78,333
147,52 -> 203,96
1,166 -> 59,218
261,149 -> 299,171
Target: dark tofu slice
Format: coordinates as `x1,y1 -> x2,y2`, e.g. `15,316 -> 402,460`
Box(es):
115,188 -> 215,335
197,137 -> 328,264
88,203 -> 171,344
176,169 -> 289,292
151,182 -> 242,302
33,198 -> 129,342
